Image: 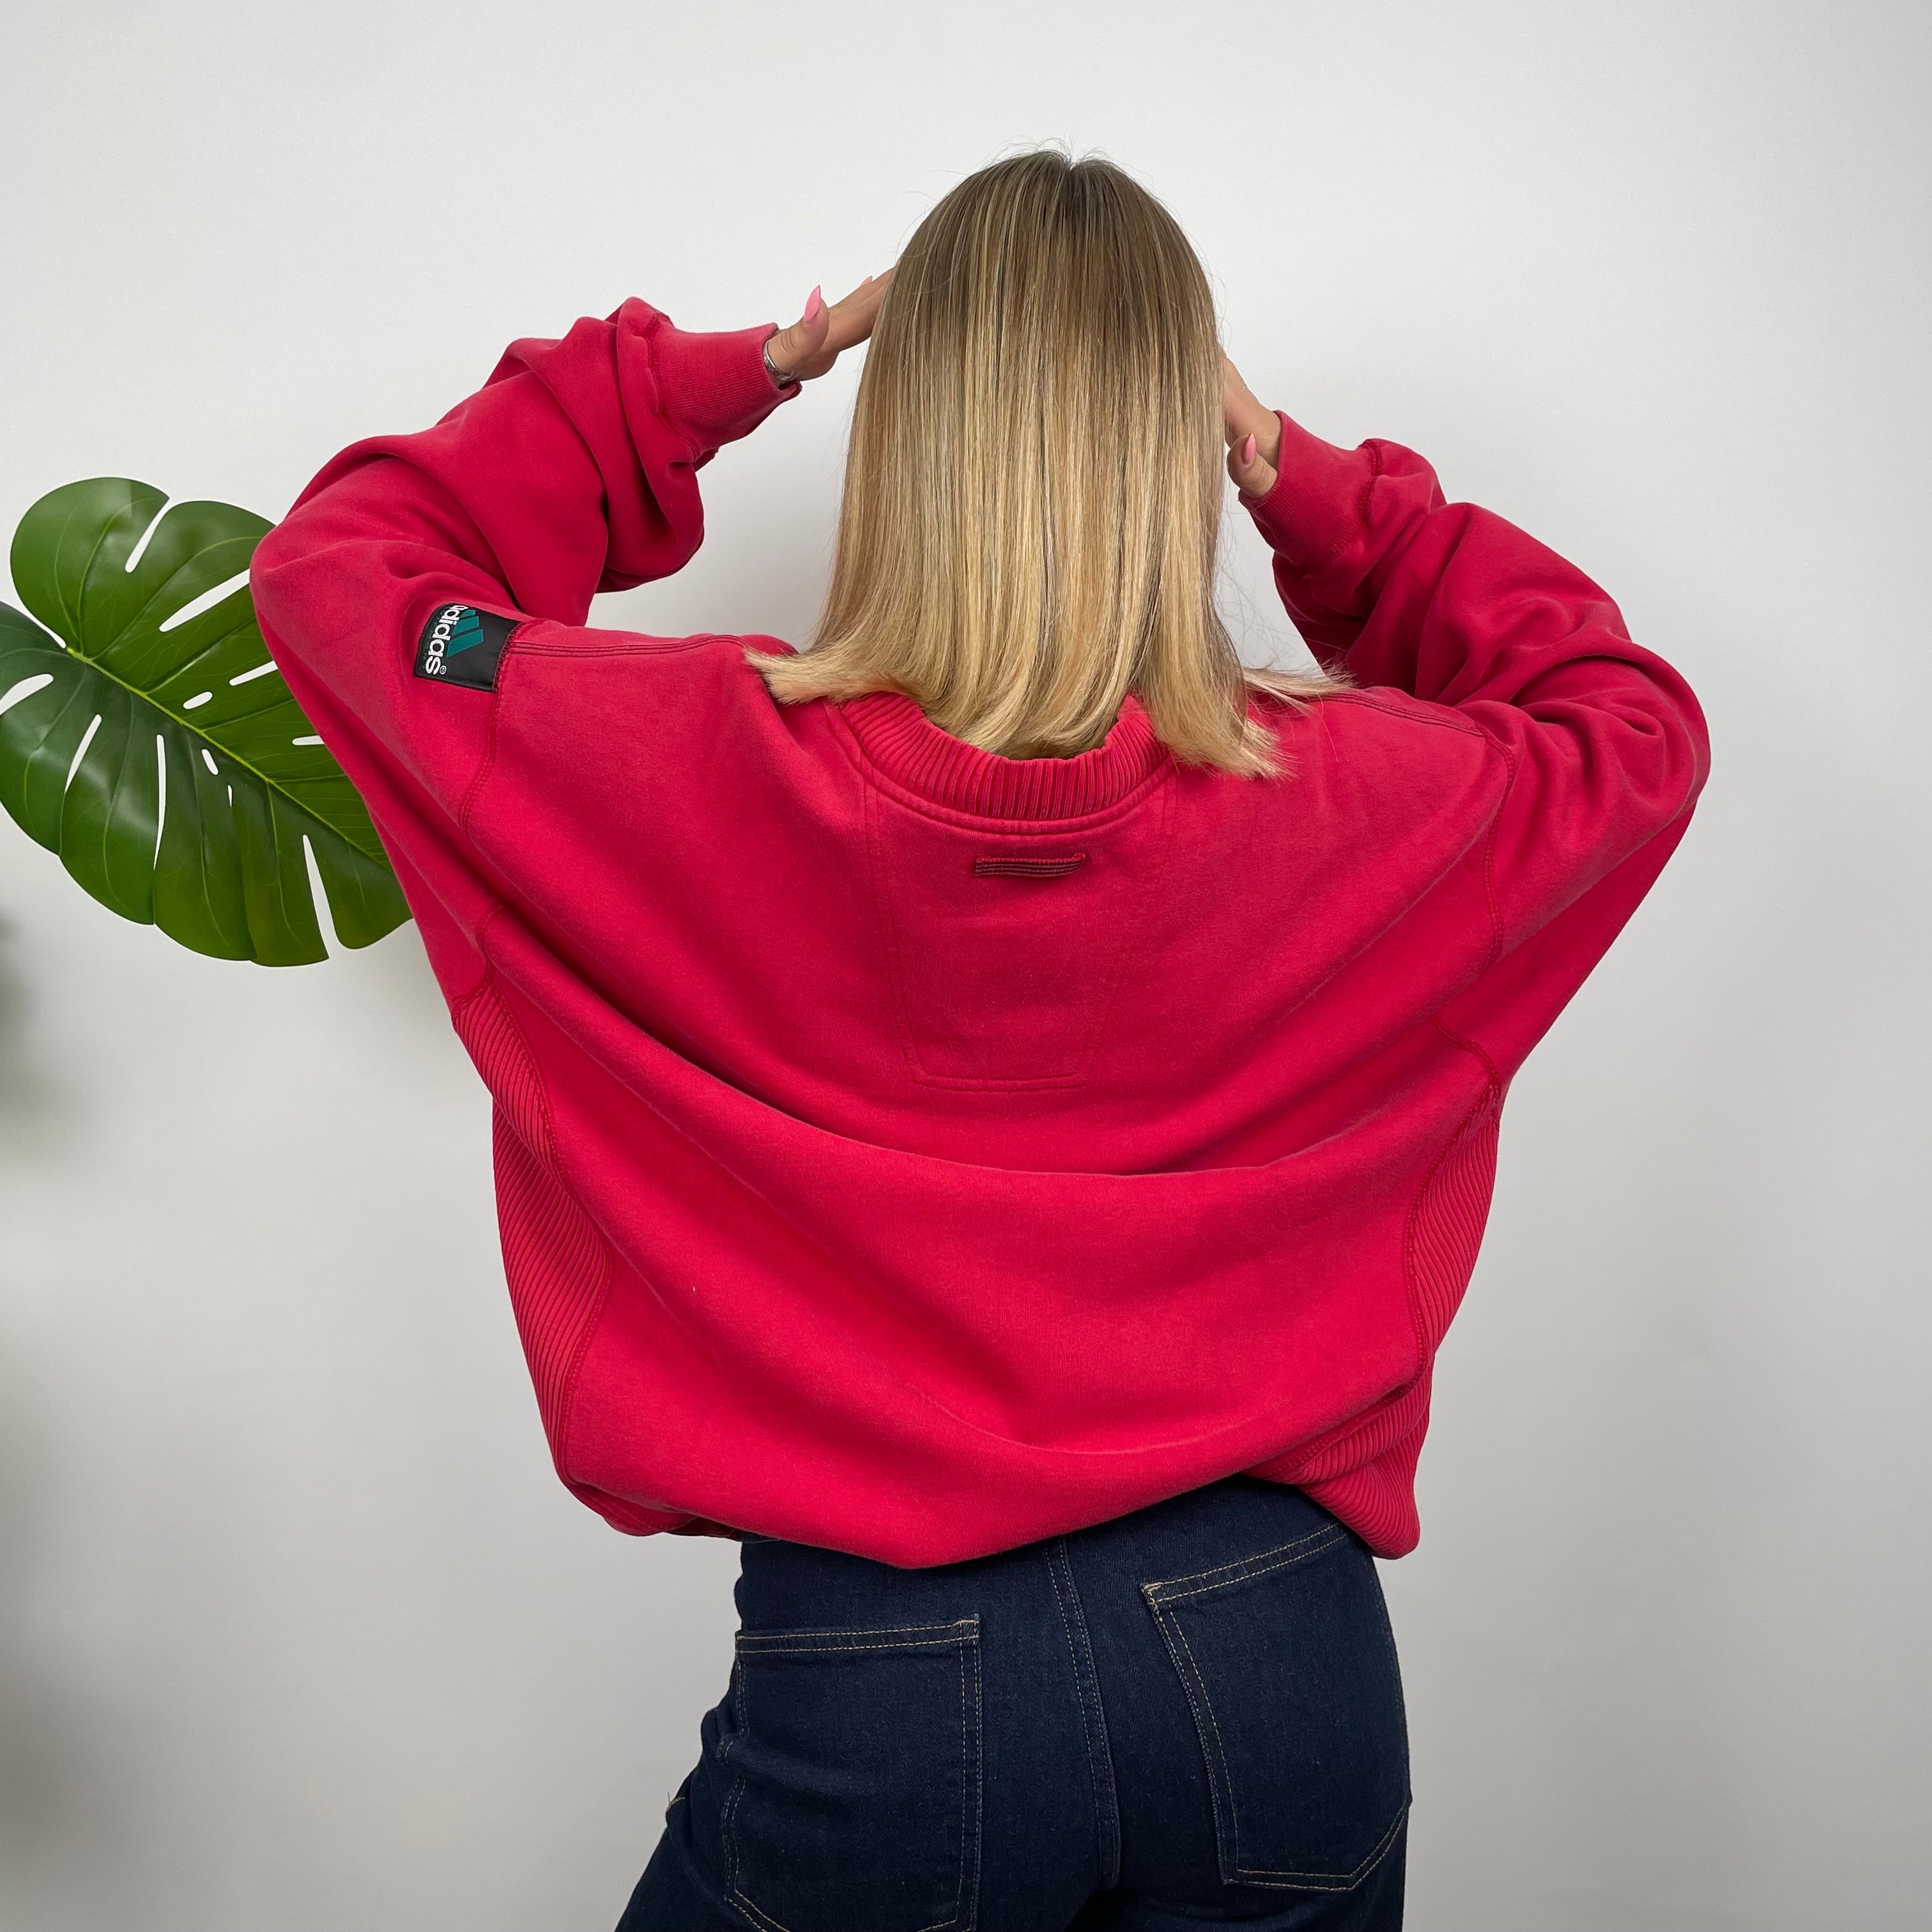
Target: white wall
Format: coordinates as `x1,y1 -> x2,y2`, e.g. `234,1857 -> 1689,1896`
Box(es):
2,3 -> 1926,1926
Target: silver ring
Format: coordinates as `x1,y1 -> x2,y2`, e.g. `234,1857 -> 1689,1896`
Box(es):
763,335 -> 800,391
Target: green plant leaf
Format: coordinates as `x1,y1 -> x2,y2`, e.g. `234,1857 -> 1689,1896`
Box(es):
0,477 -> 410,965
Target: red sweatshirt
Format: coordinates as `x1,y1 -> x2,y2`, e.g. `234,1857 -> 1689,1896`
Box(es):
249,298 -> 1709,1567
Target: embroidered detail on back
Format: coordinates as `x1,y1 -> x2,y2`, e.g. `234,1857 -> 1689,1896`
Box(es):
863,783 -> 1174,1091
972,853 -> 1088,878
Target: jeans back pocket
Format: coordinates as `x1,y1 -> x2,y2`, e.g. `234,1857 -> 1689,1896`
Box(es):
1142,1524 -> 1409,1892
721,1616 -> 983,1932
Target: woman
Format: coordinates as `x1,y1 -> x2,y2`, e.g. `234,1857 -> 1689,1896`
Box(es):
251,150 -> 1708,1930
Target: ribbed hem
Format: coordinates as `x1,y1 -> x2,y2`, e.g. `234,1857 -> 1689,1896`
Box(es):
634,309 -> 801,451
838,689 -> 1170,820
1242,409 -> 1376,570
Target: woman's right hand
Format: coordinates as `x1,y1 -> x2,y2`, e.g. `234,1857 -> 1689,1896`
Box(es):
1222,352 -> 1284,500
765,268 -> 896,387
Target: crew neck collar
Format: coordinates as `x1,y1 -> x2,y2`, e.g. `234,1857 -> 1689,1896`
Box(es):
836,689 -> 1172,820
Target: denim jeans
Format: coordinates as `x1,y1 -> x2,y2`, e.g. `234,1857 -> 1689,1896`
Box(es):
617,1474 -> 1409,1931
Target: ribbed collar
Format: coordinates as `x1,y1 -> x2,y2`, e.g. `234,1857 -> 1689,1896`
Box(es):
836,689 -> 1172,820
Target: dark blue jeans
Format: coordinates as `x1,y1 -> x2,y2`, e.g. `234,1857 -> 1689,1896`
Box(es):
618,1475 -> 1409,1931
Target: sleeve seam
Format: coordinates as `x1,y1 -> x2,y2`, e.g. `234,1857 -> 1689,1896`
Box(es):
457,639 -> 518,836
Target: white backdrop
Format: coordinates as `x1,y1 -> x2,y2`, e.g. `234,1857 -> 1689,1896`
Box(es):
3,4 -> 1926,1927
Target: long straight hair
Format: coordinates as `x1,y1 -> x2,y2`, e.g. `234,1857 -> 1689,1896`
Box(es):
742,148 -> 1352,776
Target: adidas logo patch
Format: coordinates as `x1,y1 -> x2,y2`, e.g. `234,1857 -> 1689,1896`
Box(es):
414,602 -> 518,691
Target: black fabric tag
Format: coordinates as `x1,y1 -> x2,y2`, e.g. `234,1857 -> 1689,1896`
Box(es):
414,602 -> 518,691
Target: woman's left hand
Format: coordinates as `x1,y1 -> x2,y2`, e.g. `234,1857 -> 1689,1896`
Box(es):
765,268 -> 896,387
1221,351 -> 1284,500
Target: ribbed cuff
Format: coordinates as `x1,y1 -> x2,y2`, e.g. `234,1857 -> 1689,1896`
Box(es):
1241,410 -> 1376,571
643,314 -> 802,452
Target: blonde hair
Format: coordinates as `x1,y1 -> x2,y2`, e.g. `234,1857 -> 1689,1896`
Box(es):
742,146 -> 1351,778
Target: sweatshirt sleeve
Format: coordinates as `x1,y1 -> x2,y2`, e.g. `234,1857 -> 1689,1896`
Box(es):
1244,412 -> 1712,1080
247,300 -> 800,967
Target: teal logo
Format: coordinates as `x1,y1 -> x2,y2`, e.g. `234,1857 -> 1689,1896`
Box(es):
413,602 -> 518,691
441,606 -> 484,663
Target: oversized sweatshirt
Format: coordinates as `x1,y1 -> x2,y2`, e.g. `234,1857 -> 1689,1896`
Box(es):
248,298 -> 1710,1568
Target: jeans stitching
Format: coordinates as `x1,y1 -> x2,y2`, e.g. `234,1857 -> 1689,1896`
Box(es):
1043,1541 -> 1123,1889
721,1660 -> 749,1915
731,1639 -> 975,1656
733,1620 -> 979,1657
1223,1804 -> 1411,1892
961,1619 -> 982,1931
1043,1552 -> 1100,1816
722,1627 -> 981,1932
1154,1603 -> 1408,1889
1142,1526 -> 1411,1892
736,1620 -> 977,1643
1142,1525 -> 1350,1604
1146,1596 -> 1234,1880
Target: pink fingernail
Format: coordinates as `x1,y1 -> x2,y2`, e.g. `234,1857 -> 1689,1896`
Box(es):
1241,434 -> 1257,464
804,285 -> 825,321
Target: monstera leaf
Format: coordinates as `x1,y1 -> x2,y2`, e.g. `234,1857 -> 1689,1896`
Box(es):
0,479 -> 409,965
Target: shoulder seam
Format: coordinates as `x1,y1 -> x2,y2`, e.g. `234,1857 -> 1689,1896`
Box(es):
507,630 -> 723,659
1319,686 -> 1514,969
1315,686 -> 1492,744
